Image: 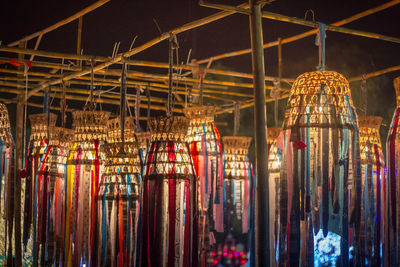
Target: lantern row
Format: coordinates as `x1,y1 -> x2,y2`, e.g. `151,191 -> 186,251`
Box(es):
0,71 -> 400,266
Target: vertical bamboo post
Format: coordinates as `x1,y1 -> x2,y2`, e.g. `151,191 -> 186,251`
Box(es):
249,0 -> 270,266
14,41 -> 25,267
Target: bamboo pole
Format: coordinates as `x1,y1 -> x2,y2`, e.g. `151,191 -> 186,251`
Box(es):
7,0 -> 110,46
0,48 -> 295,83
197,0 -> 400,64
199,1 -> 400,44
349,65 -> 400,82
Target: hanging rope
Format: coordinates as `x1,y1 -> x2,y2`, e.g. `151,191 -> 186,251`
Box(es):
22,64 -> 29,168
120,59 -> 127,152
271,78 -> 280,127
316,23 -> 326,71
360,74 -> 367,115
135,85 -> 141,131
145,85 -> 151,131
61,80 -> 67,128
46,86 -> 51,143
233,102 -> 240,136
167,33 -> 178,116
84,58 -> 96,111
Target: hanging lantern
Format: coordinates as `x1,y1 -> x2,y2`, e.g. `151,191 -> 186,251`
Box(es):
266,127 -> 282,265
97,116 -> 142,266
24,112 -> 57,265
386,76 -> 400,266
279,71 -> 362,266
141,116 -> 197,267
222,136 -> 252,244
184,105 -> 224,258
358,115 -> 385,266
135,131 -> 151,166
64,110 -> 110,266
0,103 -> 14,264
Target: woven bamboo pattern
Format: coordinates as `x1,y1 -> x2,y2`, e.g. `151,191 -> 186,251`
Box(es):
28,113 -> 57,142
223,136 -> 251,180
72,110 -> 110,142
283,71 -> 355,130
148,116 -> 189,142
358,115 -> 384,165
0,103 -> 12,146
267,127 -> 281,174
394,76 -> 400,107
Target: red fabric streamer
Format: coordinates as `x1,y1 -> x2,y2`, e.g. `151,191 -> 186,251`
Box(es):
9,58 -> 23,66
167,141 -> 177,267
293,140 -> 307,150
389,108 -> 399,232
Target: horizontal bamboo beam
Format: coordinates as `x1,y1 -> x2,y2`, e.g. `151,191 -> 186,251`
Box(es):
348,65 -> 400,82
197,0 -> 400,64
199,1 -> 400,44
8,0 -> 110,46
23,3 -> 252,101
0,49 -> 295,83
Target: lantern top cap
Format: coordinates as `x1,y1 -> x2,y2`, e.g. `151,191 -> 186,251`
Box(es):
222,136 -> 252,150
183,105 -> 216,119
148,116 -> 189,135
48,126 -> 74,143
29,113 -> 57,127
394,77 -> 400,107
267,127 -> 281,141
72,110 -> 111,127
290,70 -> 351,96
358,115 -> 382,130
107,116 -> 136,132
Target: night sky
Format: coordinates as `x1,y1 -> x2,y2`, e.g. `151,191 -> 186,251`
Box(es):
1,0 -> 400,142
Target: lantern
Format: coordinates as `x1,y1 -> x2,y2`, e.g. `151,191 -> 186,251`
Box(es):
279,71 -> 362,266
222,136 -> 252,242
358,115 -> 385,266
97,117 -> 142,266
24,113 -> 57,264
266,127 -> 282,264
386,76 -> 400,266
140,116 -> 197,267
184,105 -> 224,258
0,103 -> 13,264
64,110 -> 110,266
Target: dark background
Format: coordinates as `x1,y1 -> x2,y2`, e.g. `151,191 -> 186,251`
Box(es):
1,0 -> 399,156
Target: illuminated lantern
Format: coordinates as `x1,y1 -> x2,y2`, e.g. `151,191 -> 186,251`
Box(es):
358,115 -> 385,266
141,116 -> 197,266
266,127 -> 282,265
64,110 -> 110,266
279,71 -> 362,266
386,76 -> 400,266
24,113 -> 57,264
97,117 -> 142,266
184,105 -> 224,258
222,136 -> 252,242
0,103 -> 13,264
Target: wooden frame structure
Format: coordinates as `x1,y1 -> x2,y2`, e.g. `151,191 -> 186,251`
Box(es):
1,0 -> 400,265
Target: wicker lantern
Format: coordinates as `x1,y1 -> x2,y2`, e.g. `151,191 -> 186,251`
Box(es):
23,113 -> 57,264
140,116 -> 197,267
386,76 -> 400,266
96,117 -> 142,266
358,115 -> 385,266
279,71 -> 362,266
64,110 -> 110,266
222,136 -> 252,242
0,103 -> 13,264
184,105 -> 224,258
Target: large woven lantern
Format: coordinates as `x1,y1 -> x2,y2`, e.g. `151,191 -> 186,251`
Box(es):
0,103 -> 13,264
184,105 -> 224,257
358,115 -> 385,266
96,117 -> 142,266
23,113 -> 57,264
141,116 -> 197,267
222,136 -> 252,242
266,127 -> 282,265
64,110 -> 110,266
386,76 -> 400,266
278,71 -> 362,266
